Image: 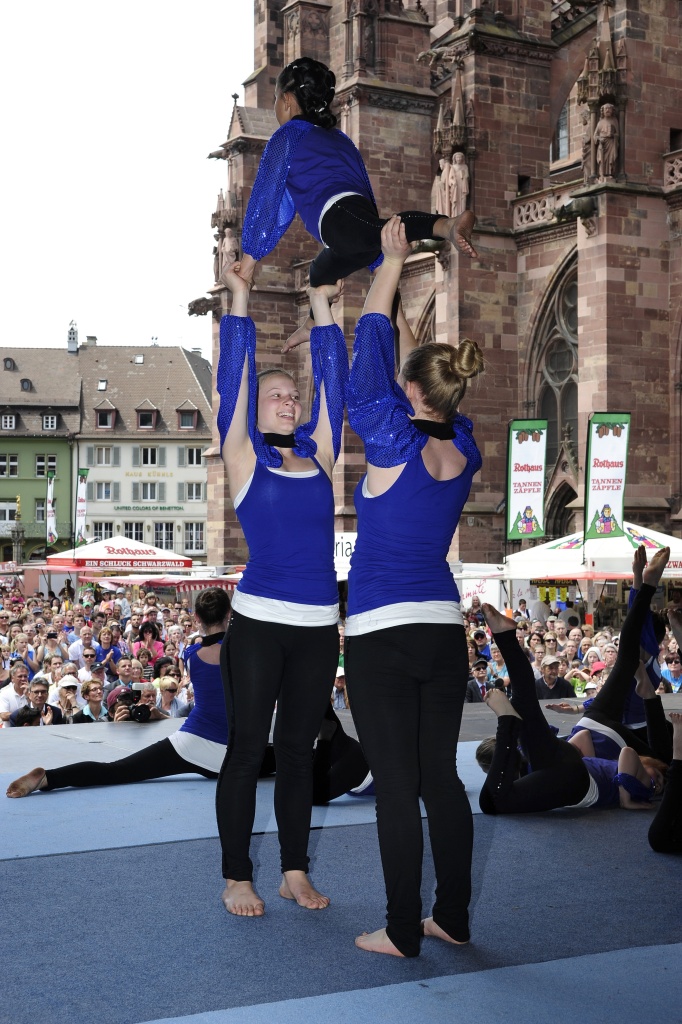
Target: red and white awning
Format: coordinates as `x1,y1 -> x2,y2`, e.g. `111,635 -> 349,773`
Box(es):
46,536 -> 192,572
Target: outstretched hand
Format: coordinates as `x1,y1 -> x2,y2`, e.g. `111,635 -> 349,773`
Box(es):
381,215 -> 413,263
308,280 -> 344,304
219,264 -> 252,295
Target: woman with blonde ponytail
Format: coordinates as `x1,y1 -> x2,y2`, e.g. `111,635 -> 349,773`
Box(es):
344,217 -> 484,959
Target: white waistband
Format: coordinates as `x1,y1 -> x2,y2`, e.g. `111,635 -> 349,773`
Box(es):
565,772 -> 599,809
345,601 -> 463,636
232,590 -> 339,627
576,716 -> 626,750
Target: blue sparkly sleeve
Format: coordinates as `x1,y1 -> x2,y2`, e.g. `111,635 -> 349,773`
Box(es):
299,324 -> 348,461
242,121 -> 314,261
348,313 -> 425,469
614,771 -> 654,802
216,314 -> 255,453
216,313 -> 325,470
348,313 -> 482,473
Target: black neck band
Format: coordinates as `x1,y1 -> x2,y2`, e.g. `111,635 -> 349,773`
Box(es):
200,631 -> 225,647
262,432 -> 296,448
412,419 -> 455,440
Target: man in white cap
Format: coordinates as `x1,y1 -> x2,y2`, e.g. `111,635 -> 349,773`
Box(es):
114,588 -> 131,628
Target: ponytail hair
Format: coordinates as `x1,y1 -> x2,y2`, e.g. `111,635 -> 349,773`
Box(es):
401,339 -> 484,423
277,57 -> 337,130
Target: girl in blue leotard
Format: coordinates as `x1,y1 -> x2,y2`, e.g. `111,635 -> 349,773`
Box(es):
215,266 -> 347,918
344,217 -> 484,958
234,57 -> 476,348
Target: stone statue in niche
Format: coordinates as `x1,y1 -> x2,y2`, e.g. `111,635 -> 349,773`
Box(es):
448,151 -> 470,216
594,103 -> 619,180
220,228 -> 239,274
432,155 -> 452,216
212,233 -> 220,282
580,108 -> 591,183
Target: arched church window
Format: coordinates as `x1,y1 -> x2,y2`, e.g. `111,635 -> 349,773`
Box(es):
552,100 -> 569,162
534,265 -> 578,471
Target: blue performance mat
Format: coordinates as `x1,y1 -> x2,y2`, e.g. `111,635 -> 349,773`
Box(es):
0,741 -> 485,860
140,945 -> 682,1024
2,811 -> 681,1024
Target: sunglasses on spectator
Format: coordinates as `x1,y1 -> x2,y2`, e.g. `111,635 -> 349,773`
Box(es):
667,658 -> 681,664
165,687 -> 178,694
83,653 -> 96,658
62,685 -> 78,691
31,689 -> 48,695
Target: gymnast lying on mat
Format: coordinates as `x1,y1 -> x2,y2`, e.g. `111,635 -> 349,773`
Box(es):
475,546 -> 671,816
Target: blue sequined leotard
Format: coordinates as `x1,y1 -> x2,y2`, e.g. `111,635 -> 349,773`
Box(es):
241,118 -> 382,270
346,313 -> 482,618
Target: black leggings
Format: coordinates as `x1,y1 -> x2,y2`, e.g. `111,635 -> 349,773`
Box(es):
481,584 -> 669,814
345,623 -> 472,959
43,737 -> 218,789
480,629 -> 591,814
310,196 -> 442,286
216,611 -> 338,880
649,760 -> 682,854
312,705 -> 370,804
583,584 -> 672,762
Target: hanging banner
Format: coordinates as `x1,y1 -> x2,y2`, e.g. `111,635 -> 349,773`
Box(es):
46,472 -> 58,545
506,419 -> 548,541
584,413 -> 631,542
75,469 -> 89,546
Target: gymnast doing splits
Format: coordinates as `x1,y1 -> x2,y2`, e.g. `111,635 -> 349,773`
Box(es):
476,546 -> 672,816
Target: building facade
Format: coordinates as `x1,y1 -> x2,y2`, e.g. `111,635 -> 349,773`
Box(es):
197,0 -> 682,566
0,351 -> 78,561
1,334 -> 213,563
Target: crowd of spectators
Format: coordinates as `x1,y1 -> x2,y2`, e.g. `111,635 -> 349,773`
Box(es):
0,580 -> 202,727
462,589 -> 682,704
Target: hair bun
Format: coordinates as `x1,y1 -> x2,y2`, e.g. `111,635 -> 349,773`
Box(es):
453,338 -> 485,380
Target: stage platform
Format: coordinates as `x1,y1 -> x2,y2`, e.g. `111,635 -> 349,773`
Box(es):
1,703 -> 680,1024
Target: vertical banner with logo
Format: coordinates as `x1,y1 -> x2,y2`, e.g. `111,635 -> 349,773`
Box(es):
584,413 -> 631,541
46,471 -> 58,545
75,469 -> 89,546
506,419 -> 548,541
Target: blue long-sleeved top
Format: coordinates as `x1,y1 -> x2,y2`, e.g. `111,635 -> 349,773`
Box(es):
347,313 -> 482,471
216,314 -> 348,469
242,118 -> 381,269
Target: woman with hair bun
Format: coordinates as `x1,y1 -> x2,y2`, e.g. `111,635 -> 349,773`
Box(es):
235,57 -> 477,348
344,216 -> 484,959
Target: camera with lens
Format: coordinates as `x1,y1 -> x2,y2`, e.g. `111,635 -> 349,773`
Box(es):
118,686 -> 152,723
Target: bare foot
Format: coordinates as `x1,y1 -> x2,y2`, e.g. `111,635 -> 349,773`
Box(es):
282,318 -> 313,353
355,927 -> 405,957
6,767 -> 47,798
642,546 -> 670,588
484,688 -> 522,719
449,211 -> 478,259
221,880 -> 265,917
279,871 -> 330,910
632,544 -> 646,590
421,917 -> 469,946
635,660 -> 656,700
482,603 -> 516,636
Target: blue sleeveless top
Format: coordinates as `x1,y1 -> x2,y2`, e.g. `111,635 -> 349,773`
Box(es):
346,312 -> 482,617
236,459 -> 338,606
583,757 -> 620,809
348,456 -> 475,614
179,641 -> 228,746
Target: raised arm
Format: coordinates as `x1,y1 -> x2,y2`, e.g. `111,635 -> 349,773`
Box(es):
305,282 -> 349,476
238,121 -> 309,286
215,268 -> 257,494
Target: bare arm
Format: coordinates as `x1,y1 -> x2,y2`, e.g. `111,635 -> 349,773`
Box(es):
362,217 -> 411,319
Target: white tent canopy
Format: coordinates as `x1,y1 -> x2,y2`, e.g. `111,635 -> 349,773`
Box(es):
46,535 -> 192,572
503,521 -> 682,581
